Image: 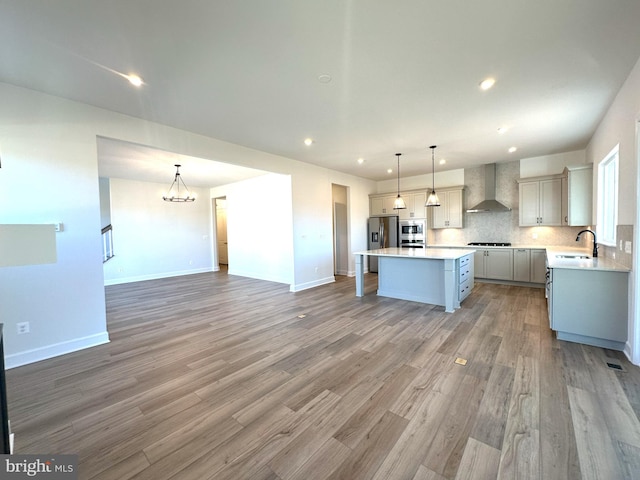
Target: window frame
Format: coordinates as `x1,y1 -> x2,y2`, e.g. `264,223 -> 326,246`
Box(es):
596,144 -> 619,247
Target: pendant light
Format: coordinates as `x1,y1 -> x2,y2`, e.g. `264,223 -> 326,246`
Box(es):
163,164 -> 195,202
393,153 -> 406,210
426,145 -> 441,207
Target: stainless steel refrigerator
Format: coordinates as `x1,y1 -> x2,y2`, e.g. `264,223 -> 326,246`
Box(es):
368,216 -> 399,272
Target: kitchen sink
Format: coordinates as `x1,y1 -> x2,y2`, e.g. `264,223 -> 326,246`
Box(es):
555,254 -> 591,259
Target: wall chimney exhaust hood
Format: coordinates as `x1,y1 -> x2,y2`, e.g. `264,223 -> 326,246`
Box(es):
466,163 -> 512,213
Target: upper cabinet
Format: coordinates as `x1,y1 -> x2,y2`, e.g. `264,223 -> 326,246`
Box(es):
517,176 -> 563,226
370,190 -> 427,218
431,187 -> 464,229
518,165 -> 593,227
370,194 -> 397,216
562,165 -> 593,226
399,191 -> 427,220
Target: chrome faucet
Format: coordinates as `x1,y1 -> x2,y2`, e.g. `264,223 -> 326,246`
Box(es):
576,229 -> 598,258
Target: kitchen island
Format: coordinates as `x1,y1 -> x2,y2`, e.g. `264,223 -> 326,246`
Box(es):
355,247 -> 476,312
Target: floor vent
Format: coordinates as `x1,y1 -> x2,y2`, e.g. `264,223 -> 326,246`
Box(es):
606,361 -> 625,372
454,357 -> 468,366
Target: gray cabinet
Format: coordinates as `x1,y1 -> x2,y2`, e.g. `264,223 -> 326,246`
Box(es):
518,177 -> 562,226
513,249 -> 531,282
399,191 -> 427,220
530,249 -> 547,284
370,195 -> 396,216
561,165 -> 593,226
474,248 -> 513,280
548,267 -> 628,350
458,254 -> 474,302
431,187 -> 464,228
513,248 -> 547,284
370,190 -> 428,218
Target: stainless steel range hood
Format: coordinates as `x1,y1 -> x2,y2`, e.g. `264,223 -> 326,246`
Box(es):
466,163 -> 512,213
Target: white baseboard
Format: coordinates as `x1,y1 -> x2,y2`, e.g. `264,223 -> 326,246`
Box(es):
227,268 -> 291,286
104,267 -> 213,286
290,276 -> 335,292
623,341 -> 639,365
5,332 -> 110,369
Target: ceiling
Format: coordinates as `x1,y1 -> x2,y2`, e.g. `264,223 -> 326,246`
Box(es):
2,1 -> 640,184
96,137 -> 268,189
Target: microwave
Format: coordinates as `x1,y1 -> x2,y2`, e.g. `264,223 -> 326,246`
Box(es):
400,220 -> 425,236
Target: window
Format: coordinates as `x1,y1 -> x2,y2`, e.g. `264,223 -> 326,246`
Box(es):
596,144 -> 619,246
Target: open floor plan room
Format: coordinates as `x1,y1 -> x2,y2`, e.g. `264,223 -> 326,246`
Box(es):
7,272 -> 640,479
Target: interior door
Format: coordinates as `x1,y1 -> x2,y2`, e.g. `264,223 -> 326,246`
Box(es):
216,199 -> 228,265
333,202 -> 348,275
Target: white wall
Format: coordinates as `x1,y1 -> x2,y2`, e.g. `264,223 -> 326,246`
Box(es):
376,169 -> 465,194
211,173 -> 294,285
0,88 -> 109,367
586,55 -> 640,364
103,178 -> 213,285
0,81 -> 376,366
520,150 -> 587,177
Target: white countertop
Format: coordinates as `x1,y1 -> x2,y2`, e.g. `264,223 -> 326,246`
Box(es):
356,247 -> 476,260
546,246 -> 630,272
427,243 -> 630,272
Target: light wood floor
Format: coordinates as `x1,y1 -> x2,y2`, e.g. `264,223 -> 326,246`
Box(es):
7,270 -> 640,479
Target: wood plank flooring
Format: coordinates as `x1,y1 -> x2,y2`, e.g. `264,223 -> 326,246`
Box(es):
6,270 -> 640,479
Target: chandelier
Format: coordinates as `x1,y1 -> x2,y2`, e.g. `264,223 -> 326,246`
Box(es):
163,164 -> 195,202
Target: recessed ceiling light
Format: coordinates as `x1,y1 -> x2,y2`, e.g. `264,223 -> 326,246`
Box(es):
387,168 -> 393,174
479,78 -> 495,90
304,138 -> 314,146
497,126 -> 509,134
318,74 -> 332,84
127,74 -> 143,87
357,158 -> 364,164
508,147 -> 518,153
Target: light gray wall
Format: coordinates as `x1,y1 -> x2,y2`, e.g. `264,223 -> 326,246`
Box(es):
103,178 -> 214,285
586,54 -> 640,364
210,173 -> 294,285
0,81 -> 376,367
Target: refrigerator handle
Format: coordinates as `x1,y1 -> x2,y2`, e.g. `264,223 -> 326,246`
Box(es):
379,222 -> 385,248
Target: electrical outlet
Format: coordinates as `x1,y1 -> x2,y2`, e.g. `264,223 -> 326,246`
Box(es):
16,322 -> 30,335
625,241 -> 632,254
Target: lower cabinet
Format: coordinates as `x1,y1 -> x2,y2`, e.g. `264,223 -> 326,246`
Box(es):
530,249 -> 547,283
474,248 -> 513,281
458,254 -> 474,302
548,267 -> 628,350
513,248 -> 546,284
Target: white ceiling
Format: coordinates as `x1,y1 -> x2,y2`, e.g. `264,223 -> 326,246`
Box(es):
96,137 -> 268,188
2,1 -> 640,183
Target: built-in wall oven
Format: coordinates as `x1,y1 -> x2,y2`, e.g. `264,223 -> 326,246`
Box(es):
400,219 -> 426,249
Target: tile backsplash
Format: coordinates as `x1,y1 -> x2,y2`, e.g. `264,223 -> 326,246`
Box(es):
599,225 -> 634,268
429,161 -> 594,248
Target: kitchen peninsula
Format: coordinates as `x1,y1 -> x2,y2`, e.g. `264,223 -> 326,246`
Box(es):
354,248 -> 476,312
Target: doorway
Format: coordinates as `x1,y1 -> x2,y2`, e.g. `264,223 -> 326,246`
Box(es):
332,184 -> 349,276
215,197 -> 228,266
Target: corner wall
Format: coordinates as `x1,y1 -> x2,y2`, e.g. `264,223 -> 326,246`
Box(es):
586,54 -> 640,365
0,81 -> 376,366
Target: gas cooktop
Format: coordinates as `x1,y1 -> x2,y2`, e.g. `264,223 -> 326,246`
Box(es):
467,242 -> 512,247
